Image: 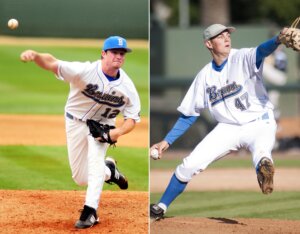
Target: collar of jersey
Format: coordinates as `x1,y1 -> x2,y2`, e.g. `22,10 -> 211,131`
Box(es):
103,70 -> 120,82
212,58 -> 228,72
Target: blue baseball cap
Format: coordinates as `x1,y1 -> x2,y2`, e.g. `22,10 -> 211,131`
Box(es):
103,36 -> 132,53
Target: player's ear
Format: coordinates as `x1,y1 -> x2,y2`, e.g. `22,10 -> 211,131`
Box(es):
205,40 -> 213,50
101,50 -> 106,58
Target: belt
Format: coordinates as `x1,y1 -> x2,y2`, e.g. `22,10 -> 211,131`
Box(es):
66,112 -> 83,122
260,112 -> 269,120
249,112 -> 269,123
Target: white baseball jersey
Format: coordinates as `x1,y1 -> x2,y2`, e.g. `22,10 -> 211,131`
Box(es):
57,60 -> 141,126
178,48 -> 274,125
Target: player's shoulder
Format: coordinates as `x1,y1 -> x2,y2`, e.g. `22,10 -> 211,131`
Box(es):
231,47 -> 254,56
82,60 -> 98,69
191,65 -> 209,87
196,62 -> 211,78
229,48 -> 255,62
119,68 -> 133,83
59,60 -> 94,70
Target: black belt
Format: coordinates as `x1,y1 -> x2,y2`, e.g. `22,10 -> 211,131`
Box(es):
66,112 -> 83,122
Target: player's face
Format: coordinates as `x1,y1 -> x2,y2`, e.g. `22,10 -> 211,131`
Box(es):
210,31 -> 231,54
102,49 -> 126,69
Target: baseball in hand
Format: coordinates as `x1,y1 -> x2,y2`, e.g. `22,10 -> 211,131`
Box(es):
150,149 -> 159,160
8,19 -> 19,30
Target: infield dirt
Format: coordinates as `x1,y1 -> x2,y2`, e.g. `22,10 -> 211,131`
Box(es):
0,190 -> 148,234
151,217 -> 300,234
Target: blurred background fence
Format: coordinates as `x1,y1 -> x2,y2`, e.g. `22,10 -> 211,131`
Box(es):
150,0 -> 300,151
0,0 -> 148,39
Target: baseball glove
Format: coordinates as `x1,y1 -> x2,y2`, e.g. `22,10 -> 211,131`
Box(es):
86,119 -> 117,145
278,16 -> 300,51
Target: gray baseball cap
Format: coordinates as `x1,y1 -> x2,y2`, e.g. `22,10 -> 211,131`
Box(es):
203,24 -> 236,40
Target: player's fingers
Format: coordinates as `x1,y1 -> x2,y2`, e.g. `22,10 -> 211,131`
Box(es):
20,50 -> 35,62
150,145 -> 158,151
20,53 -> 27,62
162,143 -> 169,152
280,27 -> 288,35
150,144 -> 163,156
159,140 -> 169,152
20,53 -> 32,62
156,142 -> 166,154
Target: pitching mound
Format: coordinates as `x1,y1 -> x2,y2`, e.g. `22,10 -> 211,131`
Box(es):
151,217 -> 300,234
0,190 -> 148,234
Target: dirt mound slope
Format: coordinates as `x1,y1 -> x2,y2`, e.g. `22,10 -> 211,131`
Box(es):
0,190 -> 148,234
151,217 -> 300,234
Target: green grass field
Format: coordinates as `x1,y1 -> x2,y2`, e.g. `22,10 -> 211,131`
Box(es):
0,145 -> 148,191
150,191 -> 300,220
150,152 -> 300,169
0,45 -> 149,116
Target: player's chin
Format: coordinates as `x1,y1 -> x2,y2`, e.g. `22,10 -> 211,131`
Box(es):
112,62 -> 123,69
222,47 -> 231,55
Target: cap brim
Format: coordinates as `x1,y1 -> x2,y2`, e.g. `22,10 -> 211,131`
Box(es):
208,26 -> 236,40
227,27 -> 236,33
103,47 -> 132,53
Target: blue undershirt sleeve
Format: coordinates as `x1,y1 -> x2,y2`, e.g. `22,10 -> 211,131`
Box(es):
256,36 -> 280,69
164,114 -> 198,145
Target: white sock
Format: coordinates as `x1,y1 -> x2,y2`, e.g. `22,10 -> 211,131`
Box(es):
158,203 -> 167,213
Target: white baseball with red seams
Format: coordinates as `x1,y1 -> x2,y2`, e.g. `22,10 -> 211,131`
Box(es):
150,148 -> 159,159
8,19 -> 18,30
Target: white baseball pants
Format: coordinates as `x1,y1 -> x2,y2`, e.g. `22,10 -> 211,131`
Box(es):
65,116 -> 110,210
175,113 -> 277,182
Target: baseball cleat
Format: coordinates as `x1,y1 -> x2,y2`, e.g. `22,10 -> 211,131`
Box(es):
75,205 -> 99,229
105,157 -> 128,190
256,157 -> 275,194
150,204 -> 165,221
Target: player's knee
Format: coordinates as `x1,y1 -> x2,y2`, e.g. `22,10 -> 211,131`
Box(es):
175,157 -> 208,182
175,164 -> 204,182
72,175 -> 87,186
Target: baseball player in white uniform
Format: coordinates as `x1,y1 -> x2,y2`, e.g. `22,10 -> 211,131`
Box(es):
20,36 -> 141,229
150,24 -> 289,220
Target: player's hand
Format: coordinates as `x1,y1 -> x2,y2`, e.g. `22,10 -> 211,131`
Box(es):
105,128 -> 120,143
150,140 -> 170,159
20,50 -> 37,62
95,127 -> 120,143
280,27 -> 288,35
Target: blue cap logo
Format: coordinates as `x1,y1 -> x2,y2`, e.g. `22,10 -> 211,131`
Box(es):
103,36 -> 132,52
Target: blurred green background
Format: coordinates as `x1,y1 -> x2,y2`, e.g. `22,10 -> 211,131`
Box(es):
0,45 -> 148,116
0,0 -> 148,39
